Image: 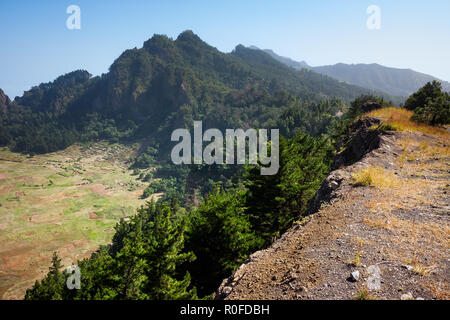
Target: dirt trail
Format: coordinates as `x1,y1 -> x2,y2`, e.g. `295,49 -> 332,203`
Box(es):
217,121 -> 449,300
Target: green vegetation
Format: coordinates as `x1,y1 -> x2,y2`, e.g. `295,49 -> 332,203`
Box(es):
405,81 -> 450,125
0,31 -> 385,212
1,31 -> 406,300
1,31 -> 377,156
346,94 -> 389,121
24,130 -> 334,299
0,143 -> 150,298
26,201 -> 197,300
185,187 -> 259,295
244,133 -> 332,246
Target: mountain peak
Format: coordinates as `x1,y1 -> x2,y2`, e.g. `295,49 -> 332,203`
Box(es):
176,30 -> 203,43
233,44 -> 246,52
143,34 -> 173,48
258,48 -> 310,70
0,88 -> 14,115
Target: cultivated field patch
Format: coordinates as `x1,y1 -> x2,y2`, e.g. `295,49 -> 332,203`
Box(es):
0,142 -> 151,299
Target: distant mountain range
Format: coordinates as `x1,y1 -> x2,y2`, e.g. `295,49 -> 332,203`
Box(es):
249,47 -> 310,71
256,47 -> 450,97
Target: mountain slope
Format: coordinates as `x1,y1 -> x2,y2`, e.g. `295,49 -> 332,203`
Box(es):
0,89 -> 13,115
250,46 -> 310,71
256,47 -> 450,98
231,45 -> 386,104
1,31 -> 391,156
217,108 -> 450,300
14,32 -> 384,116
313,63 -> 450,97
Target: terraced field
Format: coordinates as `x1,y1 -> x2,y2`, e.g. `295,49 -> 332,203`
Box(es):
0,142 -> 157,299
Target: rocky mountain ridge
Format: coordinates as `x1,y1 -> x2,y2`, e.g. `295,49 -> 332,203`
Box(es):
254,46 -> 450,97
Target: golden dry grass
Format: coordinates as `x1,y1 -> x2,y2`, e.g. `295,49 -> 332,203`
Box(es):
353,112 -> 450,299
367,107 -> 449,137
397,138 -> 450,168
423,281 -> 450,300
351,237 -> 375,248
403,257 -> 437,276
354,287 -> 377,300
351,167 -> 402,189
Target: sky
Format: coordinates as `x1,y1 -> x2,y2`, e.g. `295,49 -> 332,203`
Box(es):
1,0 -> 449,98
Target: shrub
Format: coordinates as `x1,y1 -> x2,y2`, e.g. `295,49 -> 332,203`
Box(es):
405,81 -> 450,125
411,93 -> 450,125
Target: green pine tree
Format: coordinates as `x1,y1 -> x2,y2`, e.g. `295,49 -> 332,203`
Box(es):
25,252 -> 65,300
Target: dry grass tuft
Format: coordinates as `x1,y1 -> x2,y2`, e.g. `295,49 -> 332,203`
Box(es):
354,287 -> 377,300
345,250 -> 362,267
351,167 -> 401,189
423,282 -> 450,300
404,257 -> 437,276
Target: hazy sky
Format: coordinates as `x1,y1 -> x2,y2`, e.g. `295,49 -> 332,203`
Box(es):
1,0 -> 449,98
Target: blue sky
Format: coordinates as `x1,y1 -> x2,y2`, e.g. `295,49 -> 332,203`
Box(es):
1,0 -> 449,98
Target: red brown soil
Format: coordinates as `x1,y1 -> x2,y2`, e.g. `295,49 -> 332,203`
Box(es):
87,184 -> 109,196
89,212 -> 103,220
0,187 -> 10,194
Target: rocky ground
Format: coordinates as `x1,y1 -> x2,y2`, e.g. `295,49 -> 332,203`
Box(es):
217,114 -> 449,300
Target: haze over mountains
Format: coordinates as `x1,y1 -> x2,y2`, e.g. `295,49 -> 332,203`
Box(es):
258,47 -> 450,98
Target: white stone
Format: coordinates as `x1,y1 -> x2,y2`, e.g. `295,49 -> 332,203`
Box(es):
351,270 -> 360,281
366,265 -> 381,291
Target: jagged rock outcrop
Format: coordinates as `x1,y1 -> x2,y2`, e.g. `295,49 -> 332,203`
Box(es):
308,117 -> 384,214
332,117 -> 382,170
0,88 -> 12,115
306,170 -> 350,215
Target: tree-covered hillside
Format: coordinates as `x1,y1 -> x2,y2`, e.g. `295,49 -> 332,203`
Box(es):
0,31 -> 387,155
7,31 -> 422,301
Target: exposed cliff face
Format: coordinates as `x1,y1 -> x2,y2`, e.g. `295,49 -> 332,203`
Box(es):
217,115 -> 450,300
307,117 -> 385,215
0,89 -> 12,115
